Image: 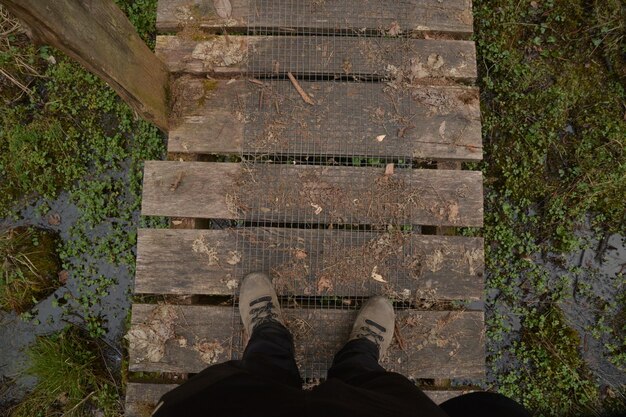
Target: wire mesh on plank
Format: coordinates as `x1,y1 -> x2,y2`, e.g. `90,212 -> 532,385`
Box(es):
231,0 -> 464,379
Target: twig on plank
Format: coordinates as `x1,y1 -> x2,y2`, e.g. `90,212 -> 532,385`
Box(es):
170,171 -> 186,191
394,321 -> 406,352
287,72 -> 315,105
248,78 -> 265,86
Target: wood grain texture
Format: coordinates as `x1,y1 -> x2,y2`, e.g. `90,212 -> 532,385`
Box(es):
1,0 -> 169,130
135,228 -> 484,300
169,77 -> 482,161
157,0 -> 473,36
125,382 -> 472,416
156,35 -> 477,80
141,161 -> 484,226
128,304 -> 485,379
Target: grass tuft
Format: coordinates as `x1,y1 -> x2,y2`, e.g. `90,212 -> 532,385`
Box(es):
0,227 -> 61,313
9,326 -> 122,417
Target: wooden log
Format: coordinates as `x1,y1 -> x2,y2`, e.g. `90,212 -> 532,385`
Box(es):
169,77 -> 482,161
157,0 -> 474,37
141,161 -> 484,227
156,35 -> 477,81
135,228 -> 484,300
125,382 -> 473,416
0,0 -> 169,131
127,304 -> 485,379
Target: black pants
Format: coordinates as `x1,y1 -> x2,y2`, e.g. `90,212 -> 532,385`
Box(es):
153,322 -> 530,417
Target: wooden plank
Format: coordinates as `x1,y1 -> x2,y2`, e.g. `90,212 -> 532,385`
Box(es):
127,304 -> 484,379
156,36 -> 477,80
169,77 -> 482,161
125,383 -> 178,417
157,0 -> 473,36
125,382 -> 471,416
2,0 -> 169,131
135,228 -> 484,300
141,161 -> 484,227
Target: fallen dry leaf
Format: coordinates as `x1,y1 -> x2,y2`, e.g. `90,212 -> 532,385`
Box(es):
376,134 -> 386,142
426,249 -> 444,272
226,250 -> 242,265
427,53 -> 445,70
447,201 -> 460,222
310,203 -> 323,215
317,275 -> 333,292
387,21 -> 402,36
125,305 -> 178,363
194,339 -> 224,364
438,120 -> 447,139
385,163 -> 395,176
294,249 -> 308,259
371,266 -> 387,283
58,270 -> 69,285
47,213 -> 61,226
213,0 -> 232,18
192,235 -> 220,265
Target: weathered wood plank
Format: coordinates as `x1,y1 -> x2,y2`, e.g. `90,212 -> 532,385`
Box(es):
1,0 -> 169,130
125,383 -> 178,417
141,161 -> 484,226
156,35 -> 477,80
125,382 -> 472,416
157,0 -> 473,36
169,77 -> 482,160
127,304 -> 484,379
135,228 -> 484,300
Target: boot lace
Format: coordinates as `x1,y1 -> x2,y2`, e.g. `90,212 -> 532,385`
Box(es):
249,295 -> 279,327
355,319 -> 386,348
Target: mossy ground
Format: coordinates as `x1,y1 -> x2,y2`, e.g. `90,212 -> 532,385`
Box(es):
474,0 -> 625,415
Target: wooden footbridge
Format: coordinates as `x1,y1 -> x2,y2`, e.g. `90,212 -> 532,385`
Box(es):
131,0 -> 484,413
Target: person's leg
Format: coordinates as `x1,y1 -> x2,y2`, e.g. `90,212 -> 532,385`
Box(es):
152,272 -> 302,417
237,320 -> 301,387
314,296 -> 448,417
439,392 -> 531,417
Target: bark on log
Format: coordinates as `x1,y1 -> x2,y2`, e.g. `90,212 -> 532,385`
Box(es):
0,0 -> 169,131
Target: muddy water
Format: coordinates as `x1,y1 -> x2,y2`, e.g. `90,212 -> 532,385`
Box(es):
0,191 -> 131,405
558,233 -> 626,388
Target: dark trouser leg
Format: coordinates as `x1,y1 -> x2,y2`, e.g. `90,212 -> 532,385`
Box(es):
238,321 -> 302,387
440,392 -> 531,417
327,338 -> 385,380
152,322 -> 302,417
317,339 -> 448,417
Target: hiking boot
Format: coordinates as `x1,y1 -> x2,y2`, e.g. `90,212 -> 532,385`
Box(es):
239,272 -> 284,335
348,296 -> 395,357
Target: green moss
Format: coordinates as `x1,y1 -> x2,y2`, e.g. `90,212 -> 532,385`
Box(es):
10,326 -> 122,417
196,79 -> 219,106
499,306 -> 600,416
0,227 -> 61,313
